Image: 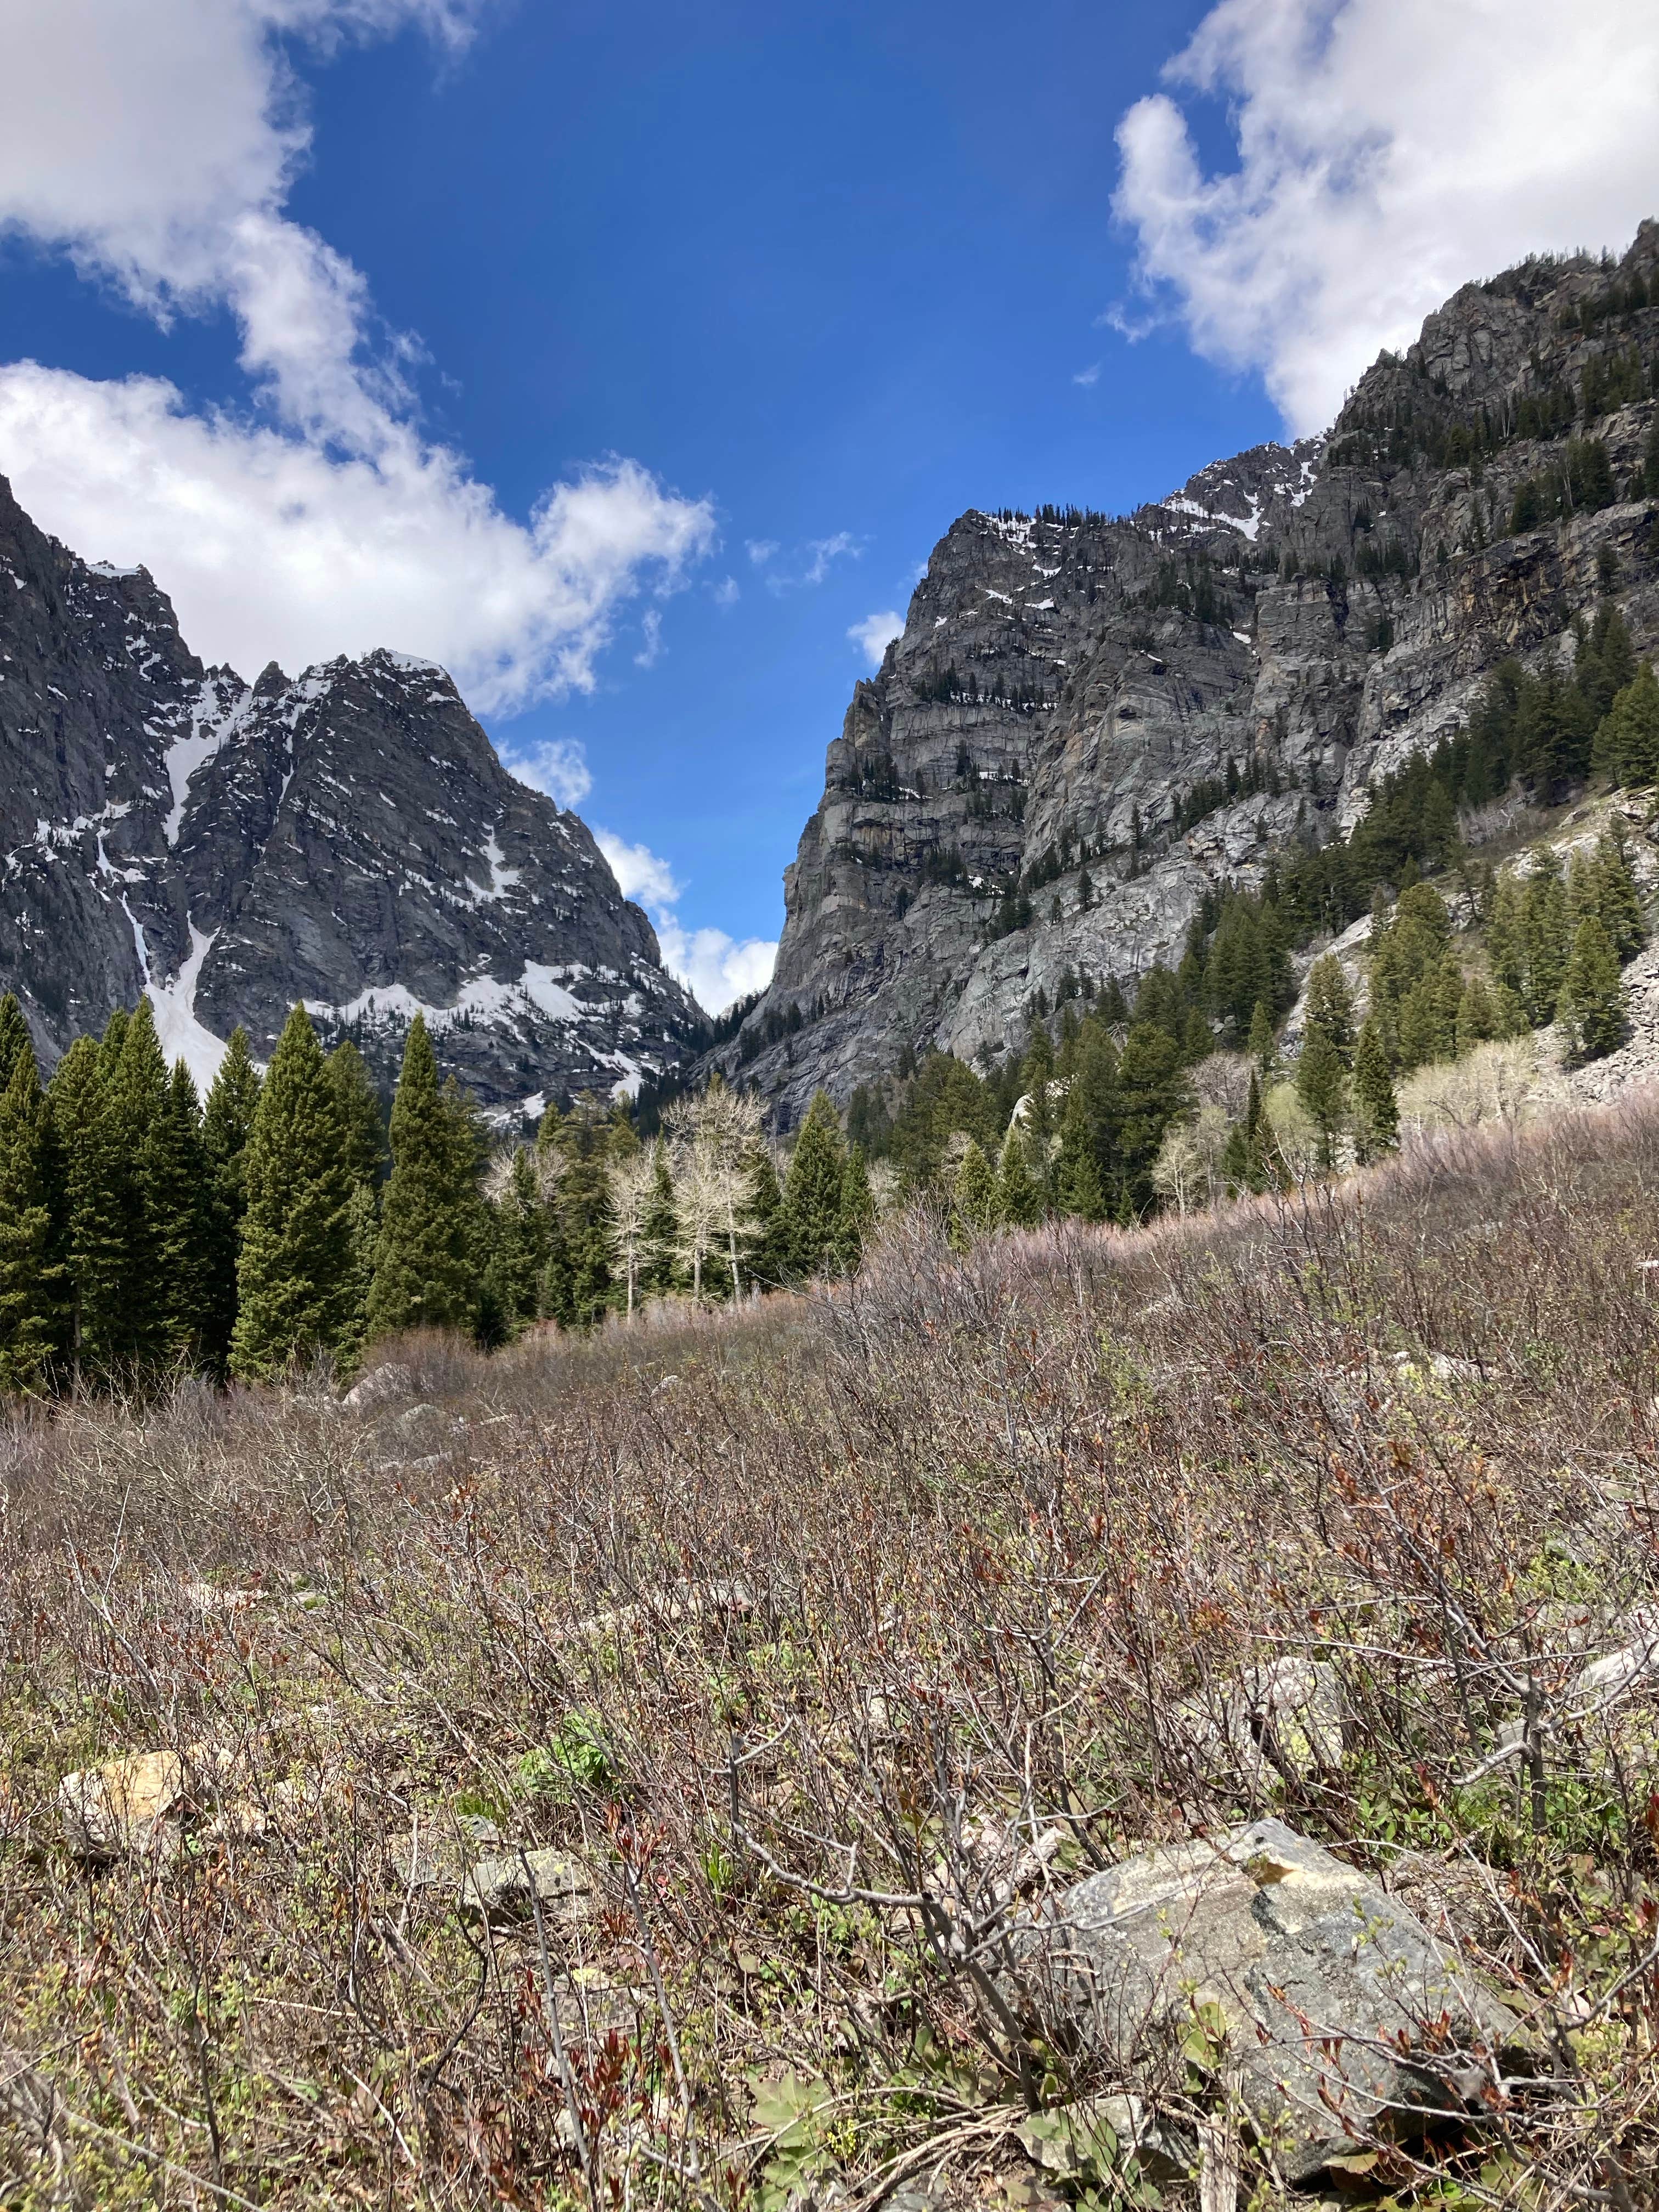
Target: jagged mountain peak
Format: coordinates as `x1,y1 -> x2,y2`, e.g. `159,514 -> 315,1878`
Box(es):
0,478 -> 702,1108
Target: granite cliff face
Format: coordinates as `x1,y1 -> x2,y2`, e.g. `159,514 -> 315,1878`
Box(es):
715,224 -> 1659,1124
0,476 -> 702,1107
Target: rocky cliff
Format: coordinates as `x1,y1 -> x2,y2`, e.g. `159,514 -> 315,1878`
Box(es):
715,225 -> 1659,1124
0,477 -> 703,1107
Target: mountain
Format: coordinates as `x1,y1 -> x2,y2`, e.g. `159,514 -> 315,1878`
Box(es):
0,476 -> 703,1107
711,224 -> 1659,1123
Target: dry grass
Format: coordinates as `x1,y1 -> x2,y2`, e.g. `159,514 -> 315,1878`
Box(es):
5,1097 -> 1659,2207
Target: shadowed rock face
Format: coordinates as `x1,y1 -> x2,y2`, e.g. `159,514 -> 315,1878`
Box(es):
0,477 -> 703,1107
715,224 -> 1659,1127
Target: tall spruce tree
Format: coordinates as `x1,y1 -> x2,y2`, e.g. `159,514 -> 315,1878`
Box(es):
997,1123 -> 1043,1228
834,1144 -> 876,1272
0,995 -> 31,1094
951,1139 -> 1000,1243
0,1041 -> 60,1391
647,1144 -> 687,1294
147,1063 -> 215,1366
1557,915 -> 1627,1063
781,1092 -> 847,1279
365,1014 -> 480,1340
48,1037 -> 123,1378
326,1041 -> 388,1191
1520,848 -> 1571,1024
1352,1019 -> 1398,1159
231,1006 -> 357,1380
1295,1022 -> 1348,1169
201,1030 -> 261,1375
105,1000 -> 171,1369
498,1149 -> 549,1323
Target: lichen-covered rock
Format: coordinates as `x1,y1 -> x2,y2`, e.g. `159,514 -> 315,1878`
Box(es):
1011,1817 -> 1521,2183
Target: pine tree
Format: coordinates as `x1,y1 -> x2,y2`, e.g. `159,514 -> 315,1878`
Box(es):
0,1041 -> 60,1391
47,1037 -> 125,1379
781,1092 -> 847,1279
737,1149 -> 780,1290
951,1139 -> 1000,1243
834,1145 -> 876,1272
1454,971 -> 1498,1054
1520,848 -> 1571,1025
147,1063 -> 215,1366
996,1123 -> 1043,1228
0,995 -> 31,1094
200,1030 -> 261,1375
1114,1023 -> 1190,1214
1557,914 -> 1627,1063
1485,868 -> 1527,1001
365,1015 -> 481,1341
498,1149 -> 549,1322
1594,663 -> 1659,786
1302,954 -> 1356,1062
104,999 -> 170,1369
1246,998 -> 1277,1072
1295,1022 -> 1348,1169
1590,824 -> 1646,962
230,1006 -> 357,1380
1352,1019 -> 1398,1159
325,1041 -> 387,1192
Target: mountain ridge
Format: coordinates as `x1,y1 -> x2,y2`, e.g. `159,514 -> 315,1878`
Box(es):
0,476 -> 705,1108
708,223 -> 1659,1123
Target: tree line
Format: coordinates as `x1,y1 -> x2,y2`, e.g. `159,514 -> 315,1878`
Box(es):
0,1004 -> 876,1397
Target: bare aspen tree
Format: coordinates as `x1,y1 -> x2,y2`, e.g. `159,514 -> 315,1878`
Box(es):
605,1144 -> 659,1318
665,1085 -> 761,1301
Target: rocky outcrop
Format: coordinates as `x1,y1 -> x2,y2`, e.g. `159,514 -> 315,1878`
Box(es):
717,225 -> 1659,1124
0,476 -> 703,1107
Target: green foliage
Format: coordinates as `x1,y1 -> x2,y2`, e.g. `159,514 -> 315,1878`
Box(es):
0,1039 -> 61,1391
1556,913 -> 1627,1063
782,1092 -> 847,1279
1352,1019 -> 1398,1159
366,1016 -> 482,1341
201,1029 -> 260,1375
1594,662 -> 1659,786
996,1122 -> 1043,1229
1294,1021 -> 1347,1168
834,1144 -> 875,1272
950,1138 -> 1000,1244
231,1005 -> 357,1381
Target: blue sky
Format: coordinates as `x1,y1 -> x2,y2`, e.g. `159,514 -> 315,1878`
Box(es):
2,0 -> 1655,1008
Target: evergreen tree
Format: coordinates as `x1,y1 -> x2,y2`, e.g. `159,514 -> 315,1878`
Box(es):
951,1139 -> 1000,1243
1114,1023 -> 1191,1214
325,1041 -> 387,1191
1590,824 -> 1646,962
0,995 -> 31,1094
1295,1021 -> 1348,1169
1246,998 -> 1277,1072
781,1092 -> 847,1279
996,1123 -> 1043,1228
1055,1026 -> 1116,1218
104,1000 -> 170,1368
1520,848 -> 1571,1025
147,1063 -> 215,1365
336,1182 -> 381,1373
1594,663 -> 1659,786
1352,1018 -> 1398,1159
498,1148 -> 549,1322
230,1006 -> 357,1380
834,1145 -> 876,1272
0,1041 -> 60,1391
200,1030 -> 261,1375
1557,914 -> 1627,1063
1302,954 -> 1356,1062
47,1037 -> 126,1379
739,1147 -> 782,1290
1454,970 -> 1499,1054
365,1015 -> 481,1340
1485,868 -> 1527,1002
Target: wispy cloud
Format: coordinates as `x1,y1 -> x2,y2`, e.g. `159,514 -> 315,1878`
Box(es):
745,538 -> 778,566
633,607 -> 663,667
1071,361 -> 1102,387
503,736 -> 592,809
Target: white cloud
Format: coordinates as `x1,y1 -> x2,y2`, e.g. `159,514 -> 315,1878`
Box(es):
800,531 -> 858,585
633,606 -> 663,668
1113,0 -> 1659,434
0,0 -> 714,711
656,923 -> 778,1019
595,827 -> 775,1017
712,575 -> 740,607
506,737 -> 592,808
745,538 -> 778,566
848,610 -> 904,669
594,828 -> 680,910
1072,361 -> 1102,387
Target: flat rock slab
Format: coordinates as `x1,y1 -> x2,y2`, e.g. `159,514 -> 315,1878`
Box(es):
461,1847 -> 597,1926
1011,1816 -> 1521,2183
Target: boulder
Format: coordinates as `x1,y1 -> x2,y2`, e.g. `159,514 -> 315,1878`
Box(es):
461,1846 -> 597,1926
1011,1817 -> 1521,2183
59,1750 -> 187,1859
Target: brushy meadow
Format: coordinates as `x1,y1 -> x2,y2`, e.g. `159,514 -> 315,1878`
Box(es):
4,1093 -> 1659,2208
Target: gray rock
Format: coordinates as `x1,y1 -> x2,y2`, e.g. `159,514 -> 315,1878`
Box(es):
461,1845 -> 597,1925
707,223 -> 1659,1125
1010,1816 -> 1521,2183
